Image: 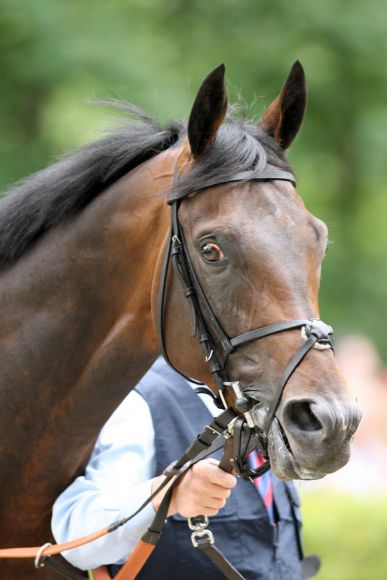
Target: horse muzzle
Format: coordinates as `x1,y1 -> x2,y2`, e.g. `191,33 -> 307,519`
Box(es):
253,396 -> 362,480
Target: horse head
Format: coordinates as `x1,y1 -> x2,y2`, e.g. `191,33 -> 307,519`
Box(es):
159,63 -> 362,480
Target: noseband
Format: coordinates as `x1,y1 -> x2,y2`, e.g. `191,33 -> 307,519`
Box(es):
158,163 -> 334,476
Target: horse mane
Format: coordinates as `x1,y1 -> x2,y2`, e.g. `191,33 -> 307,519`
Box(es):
0,101 -> 290,269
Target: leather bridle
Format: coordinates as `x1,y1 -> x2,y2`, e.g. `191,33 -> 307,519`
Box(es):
158,162 -> 334,476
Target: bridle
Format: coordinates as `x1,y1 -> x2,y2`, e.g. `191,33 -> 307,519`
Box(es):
158,161 -> 334,477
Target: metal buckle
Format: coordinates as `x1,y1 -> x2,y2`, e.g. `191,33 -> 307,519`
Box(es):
188,515 -> 209,531
205,349 -> 214,362
218,388 -> 228,410
188,516 -> 215,547
203,424 -> 223,439
302,319 -> 333,351
223,381 -> 255,428
191,529 -> 215,547
225,417 -> 236,438
34,543 -> 52,569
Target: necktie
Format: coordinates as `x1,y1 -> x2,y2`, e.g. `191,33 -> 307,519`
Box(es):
247,450 -> 276,524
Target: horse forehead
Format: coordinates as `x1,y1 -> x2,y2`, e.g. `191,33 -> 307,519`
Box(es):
185,180 -> 309,229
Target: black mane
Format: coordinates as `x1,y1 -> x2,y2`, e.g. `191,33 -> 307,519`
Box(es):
0,102 -> 290,268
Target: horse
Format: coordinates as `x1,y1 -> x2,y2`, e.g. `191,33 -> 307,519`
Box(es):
0,62 -> 361,578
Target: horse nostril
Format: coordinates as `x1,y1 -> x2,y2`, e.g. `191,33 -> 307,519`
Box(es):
287,401 -> 323,432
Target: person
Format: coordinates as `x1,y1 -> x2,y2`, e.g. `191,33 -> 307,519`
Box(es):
52,357 -> 311,579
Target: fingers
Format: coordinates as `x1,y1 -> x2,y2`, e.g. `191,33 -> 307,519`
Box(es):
192,459 -> 237,489
168,457 -> 237,518
200,496 -> 227,511
175,494 -> 227,517
197,482 -> 232,500
199,505 -> 224,517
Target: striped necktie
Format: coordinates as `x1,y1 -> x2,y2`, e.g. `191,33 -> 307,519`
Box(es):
247,450 -> 276,524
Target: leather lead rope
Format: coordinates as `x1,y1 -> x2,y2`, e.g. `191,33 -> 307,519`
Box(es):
196,541 -> 244,580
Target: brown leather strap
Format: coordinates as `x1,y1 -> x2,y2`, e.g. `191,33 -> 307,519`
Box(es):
0,528 -> 109,559
91,566 -> 111,580
114,541 -> 156,580
218,436 -> 235,473
196,538 -> 244,580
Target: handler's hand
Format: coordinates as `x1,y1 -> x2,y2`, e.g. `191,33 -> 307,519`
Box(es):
151,458 -> 237,517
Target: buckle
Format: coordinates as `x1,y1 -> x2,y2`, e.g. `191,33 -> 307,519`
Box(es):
303,319 -> 333,350
188,515 -> 209,531
223,381 -> 255,428
34,543 -> 52,569
188,516 -> 215,547
191,529 -> 215,547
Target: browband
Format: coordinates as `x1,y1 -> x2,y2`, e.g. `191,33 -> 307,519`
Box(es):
167,167 -> 296,203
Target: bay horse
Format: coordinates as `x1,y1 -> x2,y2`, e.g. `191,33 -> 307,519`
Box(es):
0,62 -> 361,579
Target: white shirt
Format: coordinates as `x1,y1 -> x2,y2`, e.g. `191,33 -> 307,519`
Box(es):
51,386 -> 219,570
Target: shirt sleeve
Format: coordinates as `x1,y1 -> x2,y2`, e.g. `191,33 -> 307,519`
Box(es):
51,390 -> 158,570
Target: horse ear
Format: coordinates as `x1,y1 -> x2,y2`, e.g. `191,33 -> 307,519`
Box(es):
187,64 -> 228,158
259,61 -> 307,150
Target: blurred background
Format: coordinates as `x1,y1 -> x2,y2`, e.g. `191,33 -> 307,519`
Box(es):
1,1 -> 386,578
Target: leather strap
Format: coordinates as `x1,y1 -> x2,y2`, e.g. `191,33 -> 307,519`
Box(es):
43,558 -> 87,579
91,567 -> 111,580
195,538 -> 244,580
0,528 -> 109,560
262,334 -> 318,434
230,320 -> 308,348
232,418 -> 270,478
114,542 -> 156,580
218,436 -> 235,473
167,168 -> 296,203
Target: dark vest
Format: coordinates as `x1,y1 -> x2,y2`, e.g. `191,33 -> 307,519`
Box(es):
111,358 -> 303,580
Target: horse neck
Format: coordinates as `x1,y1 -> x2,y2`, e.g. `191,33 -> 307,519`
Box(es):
0,150 -> 176,525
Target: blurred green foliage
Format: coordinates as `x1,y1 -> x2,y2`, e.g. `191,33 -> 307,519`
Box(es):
302,492 -> 387,579
0,0 -> 386,358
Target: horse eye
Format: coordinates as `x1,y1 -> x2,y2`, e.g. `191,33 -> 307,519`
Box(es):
201,242 -> 225,262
